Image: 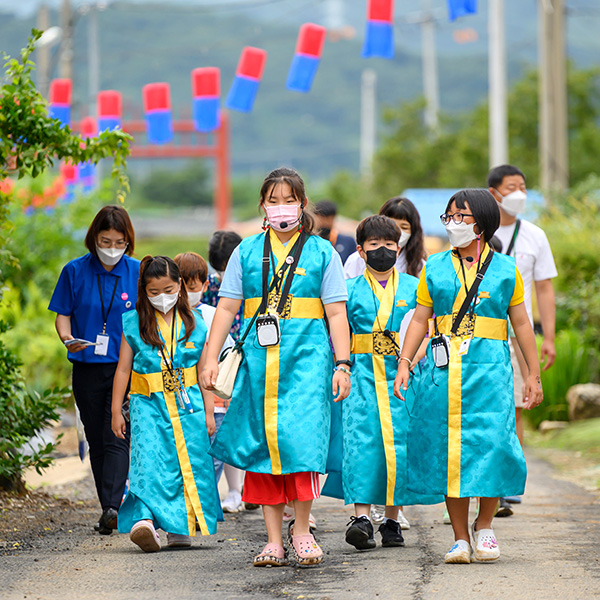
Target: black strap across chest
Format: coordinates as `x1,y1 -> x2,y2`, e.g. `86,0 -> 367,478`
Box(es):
505,219 -> 521,256
450,249 -> 494,336
259,231 -> 307,316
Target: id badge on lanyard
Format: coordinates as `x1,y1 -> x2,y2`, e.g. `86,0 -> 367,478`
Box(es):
96,274 -> 119,356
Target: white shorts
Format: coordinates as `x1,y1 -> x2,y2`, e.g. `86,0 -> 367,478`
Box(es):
509,339 -> 525,409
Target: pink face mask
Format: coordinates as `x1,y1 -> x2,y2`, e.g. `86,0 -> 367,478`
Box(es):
264,204 -> 301,232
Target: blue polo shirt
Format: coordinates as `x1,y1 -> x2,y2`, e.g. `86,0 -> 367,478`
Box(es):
48,253 -> 140,364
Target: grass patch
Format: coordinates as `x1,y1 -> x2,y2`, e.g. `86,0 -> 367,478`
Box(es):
134,236 -> 209,261
527,418 -> 600,463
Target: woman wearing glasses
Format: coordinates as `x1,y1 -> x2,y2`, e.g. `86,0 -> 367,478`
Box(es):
49,205 -> 140,536
394,189 -> 542,565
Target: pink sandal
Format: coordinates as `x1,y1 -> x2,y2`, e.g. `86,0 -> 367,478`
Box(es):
253,542 -> 289,567
288,529 -> 323,566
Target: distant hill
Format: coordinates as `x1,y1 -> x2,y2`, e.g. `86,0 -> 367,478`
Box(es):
1,1 -> 599,182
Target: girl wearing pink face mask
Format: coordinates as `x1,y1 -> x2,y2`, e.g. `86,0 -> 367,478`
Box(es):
202,167 -> 351,567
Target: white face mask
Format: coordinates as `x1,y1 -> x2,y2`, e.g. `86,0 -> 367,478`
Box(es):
399,230 -> 411,249
445,221 -> 478,249
187,291 -> 203,307
148,291 -> 179,314
96,246 -> 126,266
497,190 -> 527,216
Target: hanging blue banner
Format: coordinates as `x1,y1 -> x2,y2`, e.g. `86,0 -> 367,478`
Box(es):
448,0 -> 477,22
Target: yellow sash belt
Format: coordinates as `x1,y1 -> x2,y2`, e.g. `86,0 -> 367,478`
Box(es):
244,297 -> 324,320
351,331 -> 399,355
130,366 -> 198,397
428,315 -> 508,341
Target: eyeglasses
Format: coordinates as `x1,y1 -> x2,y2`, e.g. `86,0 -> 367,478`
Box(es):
440,213 -> 474,225
98,238 -> 128,249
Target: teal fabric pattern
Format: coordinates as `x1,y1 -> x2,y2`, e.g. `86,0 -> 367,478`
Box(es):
117,309 -> 222,536
407,249 -> 527,499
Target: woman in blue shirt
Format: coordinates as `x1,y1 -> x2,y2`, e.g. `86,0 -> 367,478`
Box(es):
49,205 -> 140,535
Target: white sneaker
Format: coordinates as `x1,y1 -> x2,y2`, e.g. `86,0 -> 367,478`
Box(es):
370,505 -> 385,524
167,532 -> 192,548
444,539 -> 473,564
397,510 -> 410,530
222,490 -> 243,513
130,520 -> 161,553
471,522 -> 500,561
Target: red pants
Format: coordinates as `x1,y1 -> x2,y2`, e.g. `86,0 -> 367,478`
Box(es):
242,471 -> 321,506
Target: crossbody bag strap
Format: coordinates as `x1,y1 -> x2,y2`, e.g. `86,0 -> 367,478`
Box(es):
505,219 -> 521,256
450,249 -> 494,336
275,230 -> 307,316
236,231 -> 305,350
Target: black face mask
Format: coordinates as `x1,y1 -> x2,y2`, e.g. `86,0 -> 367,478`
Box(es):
365,246 -> 397,272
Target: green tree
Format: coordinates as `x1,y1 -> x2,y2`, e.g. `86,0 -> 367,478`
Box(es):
370,65 -> 600,199
0,32 -> 132,492
139,161 -> 213,207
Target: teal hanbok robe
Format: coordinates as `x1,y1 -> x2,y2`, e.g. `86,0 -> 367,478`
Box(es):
407,246 -> 527,499
210,230 -> 335,475
118,309 -> 222,536
326,269 -> 442,507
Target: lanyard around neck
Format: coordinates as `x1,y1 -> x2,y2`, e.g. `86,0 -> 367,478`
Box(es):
157,310 -> 183,386
97,274 -> 119,335
260,230 -> 305,315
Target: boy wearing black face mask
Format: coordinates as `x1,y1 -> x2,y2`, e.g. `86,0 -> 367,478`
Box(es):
325,215 -> 441,551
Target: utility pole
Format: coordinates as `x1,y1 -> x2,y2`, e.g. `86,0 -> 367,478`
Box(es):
489,0 -> 508,167
59,0 -> 73,80
88,4 -> 100,117
36,3 -> 51,98
539,0 -> 568,191
324,0 -> 344,30
360,69 -> 377,178
421,0 -> 440,132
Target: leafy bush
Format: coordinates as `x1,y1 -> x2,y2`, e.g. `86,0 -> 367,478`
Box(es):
538,175 -> 600,344
0,319 -> 70,493
0,282 -> 72,392
524,330 -> 600,429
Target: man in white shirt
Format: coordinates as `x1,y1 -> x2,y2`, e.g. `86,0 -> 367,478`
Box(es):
487,164 -> 557,516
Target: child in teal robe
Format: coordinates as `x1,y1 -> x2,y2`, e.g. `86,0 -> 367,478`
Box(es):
396,190 -> 543,565
112,256 -> 222,553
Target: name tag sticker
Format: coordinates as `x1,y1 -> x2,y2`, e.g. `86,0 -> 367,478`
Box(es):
94,334 -> 110,356
294,267 -> 306,276
396,299 -> 408,307
478,291 -> 490,299
185,342 -> 195,349
458,337 -> 471,356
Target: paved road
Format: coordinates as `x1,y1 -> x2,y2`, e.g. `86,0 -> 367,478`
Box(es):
3,452 -> 599,600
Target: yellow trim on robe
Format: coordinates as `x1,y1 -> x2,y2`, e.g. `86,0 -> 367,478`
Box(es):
260,230 -> 302,475
444,247 -> 495,498
447,336 -> 463,498
162,386 -> 210,535
264,345 -> 282,475
131,367 -> 198,397
152,312 -> 210,535
427,315 -> 508,341
364,268 -> 398,505
269,228 -> 300,275
351,331 -> 399,355
244,297 -> 324,320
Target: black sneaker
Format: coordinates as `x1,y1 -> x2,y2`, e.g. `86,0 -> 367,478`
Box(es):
495,497 -> 514,518
378,519 -> 405,547
345,516 -> 376,550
